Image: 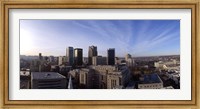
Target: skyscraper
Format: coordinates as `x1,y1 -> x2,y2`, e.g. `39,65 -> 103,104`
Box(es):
66,47 -> 74,66
39,53 -> 42,60
74,48 -> 83,66
125,54 -> 132,61
107,48 -> 115,65
88,46 -> 98,65
125,54 -> 134,67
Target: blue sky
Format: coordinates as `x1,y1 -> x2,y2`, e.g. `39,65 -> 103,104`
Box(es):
20,20 -> 180,57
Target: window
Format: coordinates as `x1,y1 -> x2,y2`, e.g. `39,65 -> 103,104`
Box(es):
80,74 -> 84,83
119,78 -> 121,85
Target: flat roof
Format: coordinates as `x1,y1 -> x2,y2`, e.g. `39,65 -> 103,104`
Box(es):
31,72 -> 66,80
139,73 -> 162,84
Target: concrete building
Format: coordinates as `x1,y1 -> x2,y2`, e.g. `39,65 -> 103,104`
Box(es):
90,65 -> 131,89
92,56 -> 107,66
79,68 -> 96,88
20,69 -> 31,89
66,47 -> 74,66
31,72 -> 66,89
138,73 -> 163,89
88,46 -> 98,65
107,71 -> 123,89
30,59 -> 40,72
107,48 -> 115,65
125,54 -> 135,67
90,65 -> 118,73
68,69 -> 80,89
125,54 -> 132,61
154,60 -> 180,70
74,48 -> 83,66
90,65 -> 117,89
126,58 -> 135,67
58,56 -> 67,65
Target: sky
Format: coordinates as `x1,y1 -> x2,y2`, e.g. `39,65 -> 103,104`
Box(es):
20,20 -> 180,57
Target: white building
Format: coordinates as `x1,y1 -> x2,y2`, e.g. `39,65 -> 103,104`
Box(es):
126,58 -> 135,67
154,60 -> 180,70
107,71 -> 123,89
125,54 -> 135,67
58,56 -> 67,65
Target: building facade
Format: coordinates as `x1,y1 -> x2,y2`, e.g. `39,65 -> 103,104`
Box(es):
107,72 -> 123,89
74,48 -> 83,66
88,46 -> 98,65
138,73 -> 163,89
107,48 -> 115,65
79,68 -> 97,88
92,56 -> 107,66
125,54 -> 135,67
66,47 -> 74,66
31,72 -> 67,89
58,56 -> 67,65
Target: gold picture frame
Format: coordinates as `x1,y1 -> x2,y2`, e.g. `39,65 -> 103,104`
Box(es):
0,0 -> 199,109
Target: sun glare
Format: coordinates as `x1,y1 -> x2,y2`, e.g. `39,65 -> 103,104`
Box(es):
20,29 -> 34,55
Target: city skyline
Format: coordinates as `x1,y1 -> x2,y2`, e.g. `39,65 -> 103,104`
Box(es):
20,20 -> 180,57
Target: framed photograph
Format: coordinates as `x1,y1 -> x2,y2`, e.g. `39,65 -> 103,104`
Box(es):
1,0 -> 199,108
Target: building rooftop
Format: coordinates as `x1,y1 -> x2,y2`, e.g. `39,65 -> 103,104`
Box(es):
31,72 -> 66,80
108,71 -> 122,75
139,73 -> 162,84
162,86 -> 174,89
20,71 -> 30,76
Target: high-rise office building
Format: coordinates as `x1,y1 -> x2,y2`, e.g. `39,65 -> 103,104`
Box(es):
88,46 -> 98,65
92,56 -> 107,66
39,53 -> 42,60
74,48 -> 83,66
125,54 -> 132,61
125,54 -> 135,67
107,48 -> 115,65
66,47 -> 74,66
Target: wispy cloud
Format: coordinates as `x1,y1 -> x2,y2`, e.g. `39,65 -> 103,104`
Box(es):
20,20 -> 180,57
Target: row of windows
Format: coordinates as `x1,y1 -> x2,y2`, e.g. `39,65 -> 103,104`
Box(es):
139,84 -> 162,88
38,80 -> 61,83
94,67 -> 115,71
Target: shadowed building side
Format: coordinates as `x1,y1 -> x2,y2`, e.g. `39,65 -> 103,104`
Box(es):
66,47 -> 74,66
107,48 -> 115,65
88,46 -> 98,65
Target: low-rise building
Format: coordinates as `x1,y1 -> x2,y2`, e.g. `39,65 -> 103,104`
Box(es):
20,69 -> 31,89
31,72 -> 66,89
138,73 -> 163,89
